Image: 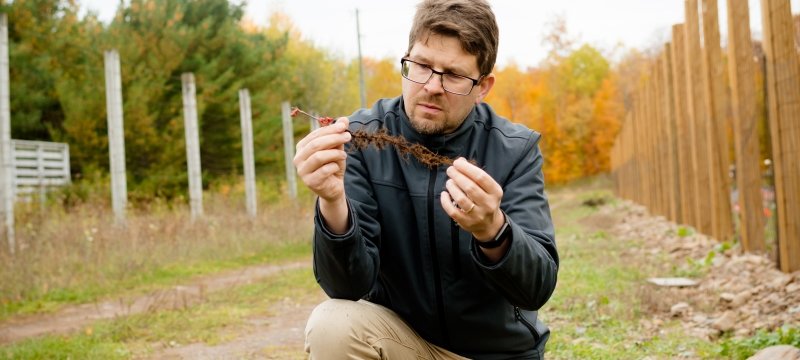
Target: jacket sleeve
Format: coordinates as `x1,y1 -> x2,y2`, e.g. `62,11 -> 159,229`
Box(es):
470,134 -> 559,311
311,143 -> 382,301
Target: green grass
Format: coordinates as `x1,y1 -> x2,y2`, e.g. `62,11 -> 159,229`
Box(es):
716,327 -> 800,359
2,177 -> 795,359
542,183 -> 720,359
1,241 -> 311,321
0,267 -> 319,359
0,185 -> 318,321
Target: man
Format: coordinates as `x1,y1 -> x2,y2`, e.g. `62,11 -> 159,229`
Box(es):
294,0 -> 558,358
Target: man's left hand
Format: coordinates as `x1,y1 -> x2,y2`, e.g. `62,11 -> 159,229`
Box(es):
441,157 -> 505,242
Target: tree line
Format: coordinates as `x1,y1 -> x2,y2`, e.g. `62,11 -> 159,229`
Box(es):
3,0 -> 394,200
12,0 -> 790,199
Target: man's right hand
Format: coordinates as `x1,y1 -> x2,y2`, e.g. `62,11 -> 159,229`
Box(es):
293,117 -> 351,233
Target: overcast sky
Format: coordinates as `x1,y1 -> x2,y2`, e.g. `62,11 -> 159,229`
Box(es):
80,0 -> 800,68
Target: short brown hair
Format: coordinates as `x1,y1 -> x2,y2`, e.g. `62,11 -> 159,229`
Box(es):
407,0 -> 499,76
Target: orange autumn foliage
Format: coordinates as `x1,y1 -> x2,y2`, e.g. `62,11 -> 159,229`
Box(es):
486,45 -> 624,184
359,45 -> 624,185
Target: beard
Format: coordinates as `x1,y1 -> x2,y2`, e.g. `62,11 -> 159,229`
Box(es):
406,95 -> 457,136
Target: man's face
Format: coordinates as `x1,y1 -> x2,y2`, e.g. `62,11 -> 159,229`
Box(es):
402,34 -> 495,135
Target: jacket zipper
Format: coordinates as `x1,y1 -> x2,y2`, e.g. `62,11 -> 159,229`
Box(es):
428,167 -> 449,345
514,306 -> 540,343
451,220 -> 461,278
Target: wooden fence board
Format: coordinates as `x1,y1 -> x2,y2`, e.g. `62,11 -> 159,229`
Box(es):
761,0 -> 800,272
672,24 -> 696,228
701,0 -> 735,241
685,0 -> 714,235
727,0 -> 766,252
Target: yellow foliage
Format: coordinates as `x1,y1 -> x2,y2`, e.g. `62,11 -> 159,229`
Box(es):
486,47 -> 623,184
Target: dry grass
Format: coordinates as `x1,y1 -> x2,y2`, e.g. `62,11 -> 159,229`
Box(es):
0,181 -> 315,317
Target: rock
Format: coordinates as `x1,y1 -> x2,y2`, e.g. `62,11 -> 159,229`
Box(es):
787,283 -> 800,293
691,314 -> 708,323
648,278 -> 699,287
747,345 -> 800,360
691,327 -> 722,341
671,302 -> 691,317
744,255 -> 766,265
770,275 -> 793,289
720,292 -> 735,302
731,290 -> 752,308
711,311 -> 737,332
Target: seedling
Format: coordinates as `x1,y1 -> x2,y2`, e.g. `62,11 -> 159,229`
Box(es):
291,107 -> 466,168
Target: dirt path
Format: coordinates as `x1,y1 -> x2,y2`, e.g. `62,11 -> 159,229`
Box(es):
0,260 -> 312,345
151,289 -> 326,359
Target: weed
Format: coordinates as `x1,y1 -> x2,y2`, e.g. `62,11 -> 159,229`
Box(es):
676,226 -> 694,238
716,327 -> 800,359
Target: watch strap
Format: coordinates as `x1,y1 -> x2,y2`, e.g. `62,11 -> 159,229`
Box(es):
476,213 -> 511,249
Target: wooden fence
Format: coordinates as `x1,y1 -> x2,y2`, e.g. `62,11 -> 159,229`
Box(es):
610,0 -> 800,273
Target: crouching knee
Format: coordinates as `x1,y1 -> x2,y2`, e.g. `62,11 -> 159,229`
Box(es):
304,299 -> 368,355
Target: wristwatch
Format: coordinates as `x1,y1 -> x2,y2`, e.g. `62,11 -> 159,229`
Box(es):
476,213 -> 511,249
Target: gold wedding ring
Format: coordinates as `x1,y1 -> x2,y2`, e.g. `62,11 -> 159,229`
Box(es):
464,203 -> 476,214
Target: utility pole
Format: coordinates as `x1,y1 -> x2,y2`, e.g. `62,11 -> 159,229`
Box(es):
356,8 -> 366,109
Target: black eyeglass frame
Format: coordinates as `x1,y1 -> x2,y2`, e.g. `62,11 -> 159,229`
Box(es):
400,58 -> 484,96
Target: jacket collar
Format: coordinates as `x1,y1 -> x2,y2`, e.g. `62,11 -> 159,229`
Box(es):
396,97 -> 477,155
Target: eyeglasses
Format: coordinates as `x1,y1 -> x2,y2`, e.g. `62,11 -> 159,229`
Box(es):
400,58 -> 483,96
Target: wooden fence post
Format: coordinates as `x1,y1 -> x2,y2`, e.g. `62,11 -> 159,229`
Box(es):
727,0 -> 766,252
239,89 -> 257,218
181,73 -> 203,220
623,113 -> 633,201
685,0 -> 714,236
104,50 -> 128,226
635,85 -> 646,208
0,14 -> 14,254
281,101 -> 297,200
761,0 -> 800,272
654,58 -> 668,218
662,44 -> 682,223
701,0 -> 735,241
671,24 -> 696,228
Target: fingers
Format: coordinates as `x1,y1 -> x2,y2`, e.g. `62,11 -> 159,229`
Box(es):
295,148 -> 347,178
441,190 -> 459,218
441,189 -> 481,230
451,158 -> 503,196
446,160 -> 500,208
294,123 -> 351,167
303,161 -> 345,190
445,178 -> 473,211
293,117 -> 350,201
443,157 -> 504,234
295,117 -> 350,153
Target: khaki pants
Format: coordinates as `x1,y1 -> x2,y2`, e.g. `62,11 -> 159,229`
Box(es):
304,299 -> 469,360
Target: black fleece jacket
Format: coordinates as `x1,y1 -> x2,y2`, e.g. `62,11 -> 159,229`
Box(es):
312,96 -> 559,359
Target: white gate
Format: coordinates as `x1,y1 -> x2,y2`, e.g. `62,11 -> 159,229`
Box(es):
11,140 -> 71,200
